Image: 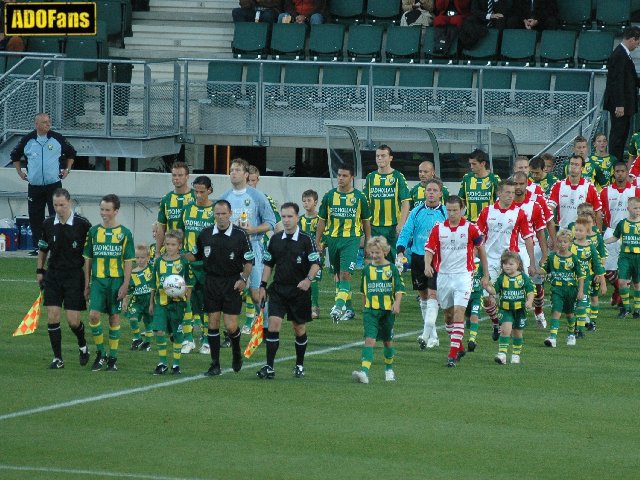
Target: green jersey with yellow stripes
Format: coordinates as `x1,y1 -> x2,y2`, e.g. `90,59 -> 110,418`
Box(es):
299,214 -> 319,236
570,242 -> 605,279
361,262 -> 405,310
83,224 -> 135,278
158,189 -> 195,232
458,172 -> 501,222
494,272 -> 534,310
151,255 -> 194,307
128,266 -> 153,298
563,159 -> 607,189
363,170 -> 411,227
409,182 -> 450,209
613,219 -> 640,254
529,173 -> 559,197
590,153 -> 616,187
541,252 -> 585,288
319,188 -> 371,238
178,203 -> 215,255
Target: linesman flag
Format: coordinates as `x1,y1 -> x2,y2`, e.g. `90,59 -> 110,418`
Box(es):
243,307 -> 265,358
13,292 -> 43,336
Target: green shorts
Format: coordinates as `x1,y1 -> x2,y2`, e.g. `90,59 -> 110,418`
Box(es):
465,293 -> 482,319
89,277 -> 124,315
499,308 -> 527,329
151,301 -> 186,334
126,295 -> 152,325
371,225 -> 397,258
551,286 -> 578,314
618,252 -> 640,283
363,308 -> 395,342
326,236 -> 361,275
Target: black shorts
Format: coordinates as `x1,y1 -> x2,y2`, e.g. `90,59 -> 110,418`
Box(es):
411,253 -> 437,291
43,268 -> 86,311
267,283 -> 312,325
204,276 -> 243,315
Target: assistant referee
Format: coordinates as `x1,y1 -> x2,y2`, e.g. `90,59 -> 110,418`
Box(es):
257,202 -> 321,380
37,188 -> 92,369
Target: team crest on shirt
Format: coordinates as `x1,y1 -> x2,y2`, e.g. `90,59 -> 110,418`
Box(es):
229,252 -> 235,260
387,177 -> 395,185
244,198 -> 251,206
204,246 -> 211,257
515,277 -> 524,288
72,241 -> 77,248
144,270 -> 153,281
296,256 -> 302,264
48,144 -> 53,150
383,269 -> 392,279
565,260 -> 573,268
347,196 -> 355,205
117,233 -> 124,241
207,210 -> 214,218
173,263 -> 182,273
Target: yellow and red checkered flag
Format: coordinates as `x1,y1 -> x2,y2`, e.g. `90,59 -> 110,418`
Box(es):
13,291 -> 43,336
243,307 -> 264,358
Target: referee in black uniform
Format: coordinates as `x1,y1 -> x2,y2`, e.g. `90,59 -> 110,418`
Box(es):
36,188 -> 92,369
257,202 -> 321,379
192,199 -> 254,376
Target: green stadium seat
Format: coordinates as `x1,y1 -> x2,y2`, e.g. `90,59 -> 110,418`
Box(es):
322,63 -> 359,85
246,62 -> 281,83
515,71 -> 551,90
205,61 -> 244,106
438,68 -> 473,88
596,0 -> 631,33
6,56 -> 54,76
0,56 -> 6,75
554,71 -> 591,92
539,30 -> 576,67
270,23 -> 307,60
423,27 -> 458,64
398,66 -> 433,87
65,38 -> 99,76
27,37 -> 63,54
366,0 -> 401,25
500,29 -> 537,66
232,22 -> 270,58
462,29 -> 499,65
558,0 -> 592,30
283,63 -> 320,84
346,24 -> 384,62
385,25 -> 421,63
577,30 -> 614,69
633,0 -> 640,20
480,69 -> 513,90
208,61 -> 243,82
63,62 -> 86,81
309,24 -> 345,60
329,0 -> 365,24
96,0 -> 125,47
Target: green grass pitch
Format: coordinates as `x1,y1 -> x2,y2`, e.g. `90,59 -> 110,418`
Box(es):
1,257 -> 639,479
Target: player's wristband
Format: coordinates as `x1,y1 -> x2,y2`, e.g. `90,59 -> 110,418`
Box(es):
240,274 -> 248,283
260,281 -> 268,288
36,268 -> 46,275
306,276 -> 314,282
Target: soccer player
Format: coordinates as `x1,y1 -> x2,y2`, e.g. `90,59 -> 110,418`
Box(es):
257,202 -> 321,380
83,194 -> 135,372
548,154 -> 602,230
300,189 -> 323,319
124,245 -> 154,351
487,251 -> 534,365
363,145 -> 411,259
37,188 -> 92,369
591,133 -> 617,187
149,230 -> 193,375
409,160 -> 450,209
396,178 -> 447,349
543,154 -> 557,176
316,164 -> 371,322
529,155 -> 559,197
540,229 -> 585,347
177,175 -> 215,354
627,127 -> 640,175
513,156 -> 545,196
605,197 -> 640,318
424,195 -> 489,367
458,149 -> 501,222
563,135 -> 608,189
155,161 -> 195,258
352,236 -> 405,384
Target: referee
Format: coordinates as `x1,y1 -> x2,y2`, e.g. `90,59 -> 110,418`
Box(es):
36,188 -> 92,369
257,202 -> 321,379
192,199 -> 254,376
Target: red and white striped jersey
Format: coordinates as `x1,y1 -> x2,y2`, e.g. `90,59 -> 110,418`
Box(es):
526,179 -> 545,197
425,218 -> 484,274
521,190 -> 553,223
600,182 -> 640,229
476,202 -> 533,260
548,178 -> 602,228
514,194 -> 547,248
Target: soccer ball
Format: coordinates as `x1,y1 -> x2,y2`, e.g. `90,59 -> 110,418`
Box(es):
163,274 -> 186,298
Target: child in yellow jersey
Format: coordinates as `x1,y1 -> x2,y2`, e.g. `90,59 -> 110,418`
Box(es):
591,132 -> 616,187
124,245 -> 154,351
301,189 -> 323,319
149,230 -> 193,375
352,237 -> 404,384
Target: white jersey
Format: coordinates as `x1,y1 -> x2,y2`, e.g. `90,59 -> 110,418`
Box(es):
424,219 -> 483,274
600,182 -> 640,230
476,203 -> 533,263
548,178 -> 601,229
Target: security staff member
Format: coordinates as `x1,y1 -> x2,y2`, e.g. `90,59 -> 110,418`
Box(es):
191,199 -> 254,376
36,188 -> 92,369
257,202 -> 321,380
11,113 -> 76,256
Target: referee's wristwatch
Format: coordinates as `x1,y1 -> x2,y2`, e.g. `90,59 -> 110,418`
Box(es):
239,274 -> 248,284
306,276 -> 314,282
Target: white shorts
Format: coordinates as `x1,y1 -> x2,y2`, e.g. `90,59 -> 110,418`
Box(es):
482,259 -> 501,296
521,244 -> 544,284
437,272 -> 472,309
604,228 -> 620,271
249,240 -> 264,290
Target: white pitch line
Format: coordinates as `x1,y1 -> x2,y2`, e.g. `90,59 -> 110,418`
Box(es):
0,464 -> 209,480
0,278 -> 36,283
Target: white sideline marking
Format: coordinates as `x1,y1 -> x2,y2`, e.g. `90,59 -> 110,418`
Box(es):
0,465 -> 207,480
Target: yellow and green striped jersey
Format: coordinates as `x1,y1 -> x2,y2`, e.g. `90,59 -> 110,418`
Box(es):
128,266 -> 153,298
563,159 -> 607,189
361,262 -> 405,310
83,224 -> 135,278
494,272 -> 534,310
178,203 -> 215,254
157,189 -> 195,231
409,182 -> 450,209
266,194 -> 281,223
529,173 -> 559,197
458,172 -> 501,222
318,188 -> 371,238
363,170 -> 411,226
590,153 -> 616,187
152,256 -> 193,306
570,242 -> 605,279
613,219 -> 640,254
629,131 -> 640,157
541,252 -> 585,287
567,223 -> 608,260
299,214 -> 319,235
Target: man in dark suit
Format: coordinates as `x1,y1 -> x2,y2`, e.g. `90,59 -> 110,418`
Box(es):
506,0 -> 559,31
471,0 -> 508,30
604,26 -> 640,163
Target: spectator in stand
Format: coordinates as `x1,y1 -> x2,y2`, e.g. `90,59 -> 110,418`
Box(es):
506,0 -> 559,31
470,0 -> 507,30
232,0 -> 282,23
278,0 -> 326,24
401,0 -> 434,27
433,0 -> 470,28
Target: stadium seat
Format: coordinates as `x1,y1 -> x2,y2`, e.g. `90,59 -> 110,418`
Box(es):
232,22 -> 270,58
270,23 -> 307,60
366,0 -> 401,25
346,24 -> 384,62
515,70 -> 551,90
329,0 -> 365,24
554,71 -> 591,92
558,0 -> 592,30
438,68 -> 473,88
539,30 -> 576,67
246,62 -> 281,83
309,24 -> 345,61
27,37 -> 63,54
283,63 -> 320,84
480,68 -> 513,90
500,29 -> 537,66
398,66 -> 434,87
462,29 -> 499,65
63,62 -> 86,81
385,25 -> 421,63
0,56 -> 6,75
596,0 -> 631,33
577,30 -> 614,69
206,61 -> 244,106
65,38 -> 99,76
96,0 -> 125,47
322,63 -> 360,85
423,27 -> 458,64
208,61 -> 243,83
